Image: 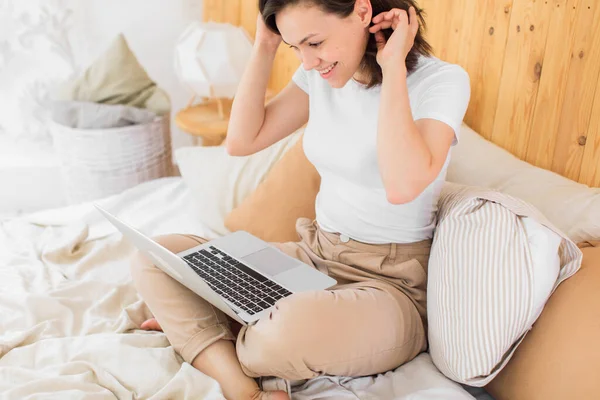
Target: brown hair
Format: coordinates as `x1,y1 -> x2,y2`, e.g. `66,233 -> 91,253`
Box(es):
259,0 -> 432,88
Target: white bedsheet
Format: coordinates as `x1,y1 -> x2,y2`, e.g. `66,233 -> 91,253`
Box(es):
0,177 -> 474,399
0,136 -> 67,216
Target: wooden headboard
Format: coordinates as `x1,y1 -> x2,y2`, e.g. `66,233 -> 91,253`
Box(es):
203,0 -> 600,187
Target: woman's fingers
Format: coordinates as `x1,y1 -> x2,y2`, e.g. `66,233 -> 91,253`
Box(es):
369,20 -> 394,33
371,8 -> 411,32
384,9 -> 400,21
374,30 -> 386,52
409,6 -> 419,34
372,8 -> 401,23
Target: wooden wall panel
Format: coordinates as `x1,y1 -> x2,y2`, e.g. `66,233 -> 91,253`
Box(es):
418,0 -> 442,53
463,0 -> 514,140
491,0 -> 553,159
580,84 -> 600,187
421,0 -> 470,66
446,0 -> 471,64
204,0 -> 600,186
240,0 -> 259,39
423,0 -> 514,140
550,0 -> 600,181
203,0 -> 241,24
421,0 -> 452,60
269,46 -> 301,92
525,0 -> 580,170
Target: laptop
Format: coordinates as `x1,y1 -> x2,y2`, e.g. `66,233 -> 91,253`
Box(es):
95,205 -> 337,326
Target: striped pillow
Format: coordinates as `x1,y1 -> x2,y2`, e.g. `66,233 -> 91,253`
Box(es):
428,183 -> 582,386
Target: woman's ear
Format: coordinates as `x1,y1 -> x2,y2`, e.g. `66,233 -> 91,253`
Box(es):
354,0 -> 373,28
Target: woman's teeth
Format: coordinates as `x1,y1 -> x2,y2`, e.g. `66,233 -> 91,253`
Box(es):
319,62 -> 337,75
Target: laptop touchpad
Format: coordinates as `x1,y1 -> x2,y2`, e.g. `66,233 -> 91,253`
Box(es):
242,247 -> 298,277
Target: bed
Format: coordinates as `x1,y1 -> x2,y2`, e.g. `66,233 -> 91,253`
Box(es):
0,137 -> 67,217
0,177 -> 479,399
1,0 -> 599,399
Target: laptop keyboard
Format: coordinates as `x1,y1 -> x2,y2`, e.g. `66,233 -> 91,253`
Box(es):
182,246 -> 293,315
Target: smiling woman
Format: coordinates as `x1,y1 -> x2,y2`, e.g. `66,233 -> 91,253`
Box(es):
207,0 -> 600,187
132,0 -> 471,399
260,0 -> 432,88
127,1 -> 600,400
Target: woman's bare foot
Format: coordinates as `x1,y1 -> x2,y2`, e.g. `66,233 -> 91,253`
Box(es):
140,320 -> 289,400
140,318 -> 162,331
251,389 -> 290,400
140,318 -> 244,336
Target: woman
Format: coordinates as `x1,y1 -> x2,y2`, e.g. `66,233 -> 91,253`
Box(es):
131,0 -> 470,399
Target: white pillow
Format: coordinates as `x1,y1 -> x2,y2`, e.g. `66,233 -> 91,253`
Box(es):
428,183 -> 582,387
174,131 -> 302,238
448,124 -> 600,243
522,217 -> 562,324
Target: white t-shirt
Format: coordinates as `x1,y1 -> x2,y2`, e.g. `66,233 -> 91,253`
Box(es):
292,56 -> 470,244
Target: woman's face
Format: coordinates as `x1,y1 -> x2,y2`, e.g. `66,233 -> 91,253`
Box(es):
275,1 -> 371,88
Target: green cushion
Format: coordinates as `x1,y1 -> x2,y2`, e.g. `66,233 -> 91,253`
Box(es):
58,34 -> 170,115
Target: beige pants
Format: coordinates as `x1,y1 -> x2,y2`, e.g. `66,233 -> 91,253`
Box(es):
131,218 -> 430,380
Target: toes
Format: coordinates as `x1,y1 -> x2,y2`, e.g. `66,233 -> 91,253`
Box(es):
263,391 -> 290,400
140,318 -> 162,331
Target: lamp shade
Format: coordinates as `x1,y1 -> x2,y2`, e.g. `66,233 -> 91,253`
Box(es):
174,21 -> 253,99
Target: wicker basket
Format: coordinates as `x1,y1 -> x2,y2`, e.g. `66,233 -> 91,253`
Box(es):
50,116 -> 172,204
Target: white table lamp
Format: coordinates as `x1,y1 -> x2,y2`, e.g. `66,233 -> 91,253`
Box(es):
174,21 -> 253,118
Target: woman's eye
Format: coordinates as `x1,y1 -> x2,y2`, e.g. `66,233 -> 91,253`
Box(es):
308,41 -> 322,48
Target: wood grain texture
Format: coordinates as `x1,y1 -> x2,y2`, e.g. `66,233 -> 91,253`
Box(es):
224,0 -> 242,25
205,0 -> 600,186
203,0 -> 241,24
463,0 -> 514,140
240,0 -> 259,39
580,82 -> 600,187
525,0 -> 580,170
420,0 -> 445,57
269,46 -> 300,92
434,0 -> 469,64
551,0 -> 600,181
491,0 -> 553,159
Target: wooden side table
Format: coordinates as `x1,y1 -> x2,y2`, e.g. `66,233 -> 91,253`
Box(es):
175,91 -> 275,147
175,98 -> 232,147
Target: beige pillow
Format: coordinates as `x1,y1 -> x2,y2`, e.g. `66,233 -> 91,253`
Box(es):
224,135 -> 321,243
57,34 -> 170,115
428,183 -> 582,386
486,241 -> 600,400
448,124 -> 600,243
175,131 -> 302,238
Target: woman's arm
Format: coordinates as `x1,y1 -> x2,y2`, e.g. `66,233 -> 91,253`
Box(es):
370,7 -> 467,204
226,17 -> 309,157
226,42 -> 278,155
377,66 -> 455,204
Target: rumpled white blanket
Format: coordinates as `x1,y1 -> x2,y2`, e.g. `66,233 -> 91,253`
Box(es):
0,177 -> 474,399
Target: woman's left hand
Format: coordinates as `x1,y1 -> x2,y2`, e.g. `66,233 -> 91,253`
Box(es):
370,6 -> 419,72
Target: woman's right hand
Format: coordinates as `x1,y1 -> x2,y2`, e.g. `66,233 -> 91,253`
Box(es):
254,14 -> 282,52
